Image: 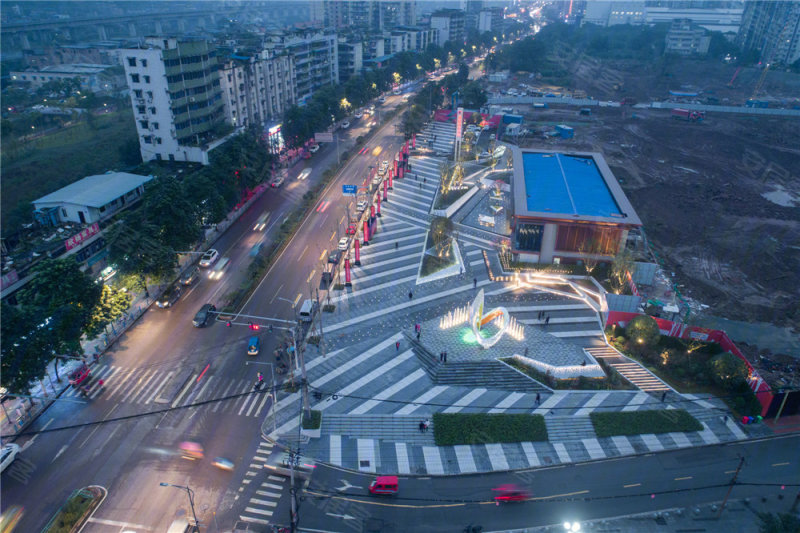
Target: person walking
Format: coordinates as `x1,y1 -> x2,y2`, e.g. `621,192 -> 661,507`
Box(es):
524,347 -> 529,357
418,420 -> 425,433
661,391 -> 667,402
535,393 -> 541,406
439,351 -> 444,362
473,278 -> 478,289
416,331 -> 421,341
443,351 -> 447,363
396,340 -> 401,351
409,291 -> 413,300
396,241 -> 399,250
545,316 -> 550,326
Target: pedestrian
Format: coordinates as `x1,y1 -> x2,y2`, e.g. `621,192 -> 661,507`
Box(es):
535,393 -> 541,406
419,183 -> 422,190
460,266 -> 464,276
416,331 -> 421,341
439,351 -> 444,362
661,391 -> 667,402
423,177 -> 426,184
538,311 -> 543,320
443,351 -> 447,363
473,278 -> 477,289
396,241 -> 399,250
545,316 -> 550,326
424,419 -> 430,431
409,291 -> 413,300
418,421 -> 425,433
396,340 -> 401,351
524,347 -> 529,357
723,415 -> 729,424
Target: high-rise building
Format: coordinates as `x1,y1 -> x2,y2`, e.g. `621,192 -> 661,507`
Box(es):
338,38 -> 364,80
465,0 -> 483,30
218,49 -> 297,129
321,0 -> 416,31
645,1 -> 743,35
121,38 -> 227,165
430,9 -> 467,45
478,7 -> 504,33
737,0 -> 800,65
263,29 -> 339,103
583,1 -> 646,26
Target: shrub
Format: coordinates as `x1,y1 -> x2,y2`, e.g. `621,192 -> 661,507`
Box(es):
302,409 -> 322,430
707,352 -> 749,390
625,315 -> 660,348
433,413 -> 548,445
729,382 -> 763,417
591,410 -> 702,437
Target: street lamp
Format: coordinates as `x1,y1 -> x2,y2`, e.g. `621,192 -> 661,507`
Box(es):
159,483 -> 199,532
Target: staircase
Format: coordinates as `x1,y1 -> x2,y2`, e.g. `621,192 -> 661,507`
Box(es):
321,414 -> 436,445
545,415 -> 597,441
587,346 -> 670,392
405,333 -> 549,393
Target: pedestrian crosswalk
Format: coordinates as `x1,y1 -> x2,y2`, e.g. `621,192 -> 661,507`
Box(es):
63,363 -> 274,418
237,440 -> 288,526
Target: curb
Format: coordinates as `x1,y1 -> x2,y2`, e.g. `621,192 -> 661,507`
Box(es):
77,485 -> 108,533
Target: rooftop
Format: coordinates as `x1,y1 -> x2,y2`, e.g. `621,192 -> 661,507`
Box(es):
33,172 -> 153,208
511,148 -> 641,226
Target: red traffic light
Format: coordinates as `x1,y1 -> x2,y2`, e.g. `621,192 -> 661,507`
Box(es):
249,323 -> 260,331
226,321 -> 232,327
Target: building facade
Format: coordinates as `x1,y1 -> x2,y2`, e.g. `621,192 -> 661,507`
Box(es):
665,18 -> 711,55
583,1 -> 646,26
263,29 -> 338,103
737,0 -> 800,66
320,0 -> 416,31
338,39 -> 364,80
10,63 -> 125,94
430,9 -> 466,45
121,38 -> 227,164
218,49 -> 297,129
478,7 -> 504,33
645,2 -> 743,35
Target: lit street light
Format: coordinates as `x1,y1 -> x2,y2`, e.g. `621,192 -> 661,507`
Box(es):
159,482 -> 199,532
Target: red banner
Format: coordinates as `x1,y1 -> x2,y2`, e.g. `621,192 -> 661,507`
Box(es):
363,220 -> 369,244
377,195 -> 382,216
65,222 -> 100,251
412,134 -> 416,149
344,258 -> 351,284
354,239 -> 361,264
383,180 -> 388,200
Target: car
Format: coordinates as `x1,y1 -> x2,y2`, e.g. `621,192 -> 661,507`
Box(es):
309,144 -> 320,153
356,200 -> 367,212
492,484 -> 530,502
1,444 -> 20,473
402,94 -> 410,101
208,257 -> 230,280
372,174 -> 382,186
270,175 -> 285,187
341,121 -> 350,129
338,237 -> 349,251
156,284 -> 182,308
346,224 -> 357,235
369,105 -> 375,112
212,457 -> 234,471
247,336 -> 260,356
179,441 -> 204,459
193,303 -> 216,327
68,363 -> 91,387
393,88 -> 401,95
302,151 -> 311,159
180,267 -> 199,286
328,250 -> 342,264
297,168 -> 312,181
379,160 -> 389,172
199,249 -> 219,268
354,110 -> 363,118
378,96 -> 386,103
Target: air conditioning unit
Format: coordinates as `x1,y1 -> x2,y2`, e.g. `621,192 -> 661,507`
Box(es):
189,97 -> 196,102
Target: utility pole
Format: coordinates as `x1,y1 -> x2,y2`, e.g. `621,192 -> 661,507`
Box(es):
718,456 -> 745,518
293,325 -> 311,420
315,288 -> 325,356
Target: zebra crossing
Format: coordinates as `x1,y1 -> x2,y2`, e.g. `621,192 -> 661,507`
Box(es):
65,363 -> 274,418
237,439 -> 289,526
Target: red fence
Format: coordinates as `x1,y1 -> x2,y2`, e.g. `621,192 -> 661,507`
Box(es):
606,311 -> 773,416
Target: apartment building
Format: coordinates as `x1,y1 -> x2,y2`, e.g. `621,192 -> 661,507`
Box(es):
665,18 -> 711,55
219,49 -> 297,129
320,0 -> 416,31
737,0 -> 800,65
121,38 -> 228,165
338,39 -> 364,80
430,9 -> 466,45
478,7 -> 504,33
263,29 -> 338,103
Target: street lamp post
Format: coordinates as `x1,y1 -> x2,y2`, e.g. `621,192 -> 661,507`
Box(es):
159,483 -> 199,532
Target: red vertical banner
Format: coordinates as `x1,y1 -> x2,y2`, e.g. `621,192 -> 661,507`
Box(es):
344,257 -> 351,286
404,140 -> 409,154
393,159 -> 398,174
363,220 -> 369,245
383,180 -> 388,200
398,166 -> 404,179
388,173 -> 393,190
377,195 -> 382,217
354,239 -> 361,265
370,205 -> 375,219
412,134 -> 416,149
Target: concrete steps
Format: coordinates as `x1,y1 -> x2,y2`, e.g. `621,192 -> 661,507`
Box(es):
587,346 -> 671,392
321,414 -> 435,445
545,415 -> 597,441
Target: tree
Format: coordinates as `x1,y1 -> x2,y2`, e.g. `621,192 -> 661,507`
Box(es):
610,249 -> 634,294
430,216 -> 454,256
757,512 -> 800,533
84,285 -> 133,339
144,176 -> 200,251
0,302 -> 53,395
707,352 -> 749,390
105,213 -> 178,292
625,315 -> 660,349
461,81 -> 487,109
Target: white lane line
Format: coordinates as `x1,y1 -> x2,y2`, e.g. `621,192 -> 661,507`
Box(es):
253,389 -> 272,417
171,373 -> 198,408
243,507 -> 273,516
120,367 -> 156,403
213,380 -> 236,412
145,371 -> 174,404
103,366 -> 135,400
239,515 -> 270,525
395,443 -> 410,474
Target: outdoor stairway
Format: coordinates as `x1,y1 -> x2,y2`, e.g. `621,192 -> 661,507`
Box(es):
321,414 -> 436,445
587,346 -> 670,392
545,415 -> 597,441
406,334 -> 550,393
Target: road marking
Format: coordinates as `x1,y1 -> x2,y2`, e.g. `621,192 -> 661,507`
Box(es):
52,445 -> 68,463
340,214 -> 346,225
171,373 -> 198,408
145,371 -> 173,404
319,250 -> 327,261
298,245 -> 309,261
87,518 -> 153,530
244,507 -> 273,516
772,462 -> 790,467
255,490 -> 282,498
293,293 -> 302,307
330,231 -> 336,242
239,515 -> 270,525
269,284 -> 285,304
674,476 -> 692,481
724,470 -> 737,474
79,404 -> 118,448
307,269 -> 316,283
623,483 -> 641,488
196,364 -> 211,382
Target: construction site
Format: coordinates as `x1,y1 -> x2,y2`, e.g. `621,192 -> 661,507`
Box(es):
486,57 -> 799,361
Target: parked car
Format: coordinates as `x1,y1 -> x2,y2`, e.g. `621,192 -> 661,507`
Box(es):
271,175 -> 285,188
1,444 -> 20,473
180,267 -> 199,286
309,144 -> 320,153
338,237 -> 349,251
346,224 -> 357,235
357,200 -> 367,212
355,110 -> 363,118
156,284 -> 182,308
68,363 -> 91,387
328,250 -> 342,264
247,336 -> 260,356
378,96 -> 386,103
193,303 -> 216,327
199,249 -> 219,268
341,121 -> 350,129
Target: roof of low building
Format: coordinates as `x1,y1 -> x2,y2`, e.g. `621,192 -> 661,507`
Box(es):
33,172 -> 153,208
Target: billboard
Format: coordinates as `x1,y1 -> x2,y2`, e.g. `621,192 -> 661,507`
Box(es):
455,107 -> 464,138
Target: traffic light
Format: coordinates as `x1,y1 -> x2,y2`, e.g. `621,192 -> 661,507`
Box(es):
249,322 -> 260,331
226,321 -> 232,327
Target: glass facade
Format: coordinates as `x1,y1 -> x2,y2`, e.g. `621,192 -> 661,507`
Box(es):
515,223 -> 544,252
556,225 -> 620,254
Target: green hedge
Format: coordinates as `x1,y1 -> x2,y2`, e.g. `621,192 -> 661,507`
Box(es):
44,489 -> 97,533
590,410 -> 702,437
433,413 -> 548,445
302,410 -> 322,430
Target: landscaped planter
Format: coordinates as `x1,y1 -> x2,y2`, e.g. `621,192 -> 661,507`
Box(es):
301,409 -> 322,439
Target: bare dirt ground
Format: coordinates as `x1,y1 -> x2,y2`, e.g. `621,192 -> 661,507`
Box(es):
511,58 -> 800,336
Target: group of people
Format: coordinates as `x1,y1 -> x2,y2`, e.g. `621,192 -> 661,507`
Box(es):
417,419 -> 431,433
538,310 -> 550,326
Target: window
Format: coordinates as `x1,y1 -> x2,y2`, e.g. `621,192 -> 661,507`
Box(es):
156,153 -> 162,161
140,120 -> 149,129
156,137 -> 162,144
62,208 -> 68,217
555,225 -> 620,255
144,75 -> 151,83
146,91 -> 153,99
137,105 -> 146,115
141,58 -> 148,67
143,136 -> 152,144
515,223 -> 544,252
134,89 -> 143,98
169,154 -> 175,161
153,122 -> 159,130
150,107 -> 156,114
130,73 -> 140,83
127,57 -> 136,67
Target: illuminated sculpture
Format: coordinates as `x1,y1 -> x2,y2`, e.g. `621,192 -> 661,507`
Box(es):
468,289 -> 510,348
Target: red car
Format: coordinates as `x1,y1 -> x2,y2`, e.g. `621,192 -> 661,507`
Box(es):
68,363 -> 91,387
346,224 -> 357,235
492,484 -> 530,502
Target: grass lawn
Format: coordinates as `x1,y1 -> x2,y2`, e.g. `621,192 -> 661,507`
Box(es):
44,488 -> 98,533
433,413 -> 548,445
2,110 -> 138,233
590,410 -> 703,437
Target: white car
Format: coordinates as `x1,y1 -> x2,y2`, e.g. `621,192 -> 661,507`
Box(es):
379,160 -> 389,172
354,111 -> 363,119
338,237 -> 349,251
341,121 -> 350,129
1,444 -> 19,473
297,168 -> 312,181
378,96 -> 386,103
357,200 -> 367,212
199,249 -> 219,268
309,144 -> 320,153
270,175 -> 285,187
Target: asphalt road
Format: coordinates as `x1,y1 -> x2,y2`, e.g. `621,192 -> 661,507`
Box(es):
0,94 -> 409,533
300,434 -> 800,533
